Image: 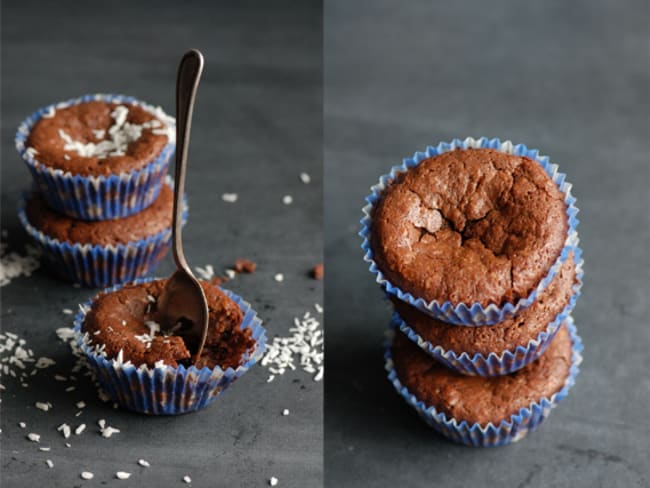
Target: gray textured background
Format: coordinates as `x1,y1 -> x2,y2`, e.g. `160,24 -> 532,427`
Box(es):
1,1 -> 322,487
324,1 -> 649,487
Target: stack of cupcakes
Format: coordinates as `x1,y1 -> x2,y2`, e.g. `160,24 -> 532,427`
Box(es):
16,94 -> 180,288
361,137 -> 583,446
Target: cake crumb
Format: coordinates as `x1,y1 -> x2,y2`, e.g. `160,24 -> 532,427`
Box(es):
234,258 -> 256,273
311,264 -> 324,280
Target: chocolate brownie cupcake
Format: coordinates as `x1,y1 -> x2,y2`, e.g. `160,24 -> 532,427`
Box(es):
386,318 -> 583,446
393,249 -> 583,375
18,178 -> 182,287
361,138 -> 579,325
16,94 -> 175,220
74,278 -> 267,415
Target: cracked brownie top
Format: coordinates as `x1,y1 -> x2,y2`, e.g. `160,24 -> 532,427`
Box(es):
371,148 -> 568,307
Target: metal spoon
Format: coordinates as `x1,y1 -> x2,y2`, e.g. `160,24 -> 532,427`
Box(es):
157,49 -> 209,361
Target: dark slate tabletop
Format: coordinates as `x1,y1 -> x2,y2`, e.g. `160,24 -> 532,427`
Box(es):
324,1 -> 649,487
1,1 -> 322,487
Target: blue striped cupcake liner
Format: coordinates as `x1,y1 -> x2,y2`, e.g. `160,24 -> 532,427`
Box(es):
396,246 -> 584,376
385,317 -> 583,447
17,177 -> 186,288
360,137 -> 580,326
73,278 -> 267,415
15,93 -> 175,221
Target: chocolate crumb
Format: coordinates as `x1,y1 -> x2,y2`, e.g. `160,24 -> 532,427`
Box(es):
311,264 -> 324,280
234,258 -> 257,274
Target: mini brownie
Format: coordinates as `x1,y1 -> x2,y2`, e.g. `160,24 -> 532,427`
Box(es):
82,279 -> 255,370
371,148 -> 568,307
24,182 -> 174,246
391,323 -> 573,426
27,100 -> 171,176
393,253 -> 577,356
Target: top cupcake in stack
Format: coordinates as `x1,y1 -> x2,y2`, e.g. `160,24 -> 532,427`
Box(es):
16,94 -> 176,221
16,94 -> 179,288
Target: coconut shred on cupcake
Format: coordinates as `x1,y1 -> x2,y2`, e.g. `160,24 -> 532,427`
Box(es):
26,99 -> 174,176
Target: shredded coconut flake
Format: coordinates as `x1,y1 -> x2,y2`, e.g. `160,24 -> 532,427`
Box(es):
274,273 -> 284,283
57,423 -> 71,439
35,357 -> 56,369
0,235 -> 40,287
101,425 -> 121,438
81,472 -> 94,480
195,265 -> 214,280
299,172 -> 311,184
46,459 -> 54,468
222,193 -> 238,203
270,476 -> 279,486
261,311 -> 323,382
183,475 -> 192,484
27,433 -> 41,442
138,459 -> 150,467
282,195 -> 293,205
35,401 -> 52,411
116,472 -> 131,480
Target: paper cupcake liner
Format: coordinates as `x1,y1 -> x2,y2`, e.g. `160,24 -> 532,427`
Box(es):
15,93 -> 175,221
396,246 -> 584,376
17,177 -> 186,288
385,316 -> 583,447
360,137 -> 580,326
73,278 -> 267,415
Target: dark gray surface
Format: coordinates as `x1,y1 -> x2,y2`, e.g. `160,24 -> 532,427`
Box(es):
1,1 -> 322,487
324,1 -> 649,487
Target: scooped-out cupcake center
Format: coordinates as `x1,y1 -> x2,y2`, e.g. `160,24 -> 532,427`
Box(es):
82,279 -> 255,370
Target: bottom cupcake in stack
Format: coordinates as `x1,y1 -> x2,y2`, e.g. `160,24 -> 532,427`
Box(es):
385,248 -> 583,447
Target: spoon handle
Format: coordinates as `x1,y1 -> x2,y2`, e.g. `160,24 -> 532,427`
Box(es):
172,49 -> 204,272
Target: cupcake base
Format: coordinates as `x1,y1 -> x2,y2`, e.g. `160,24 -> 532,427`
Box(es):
385,317 -> 583,447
